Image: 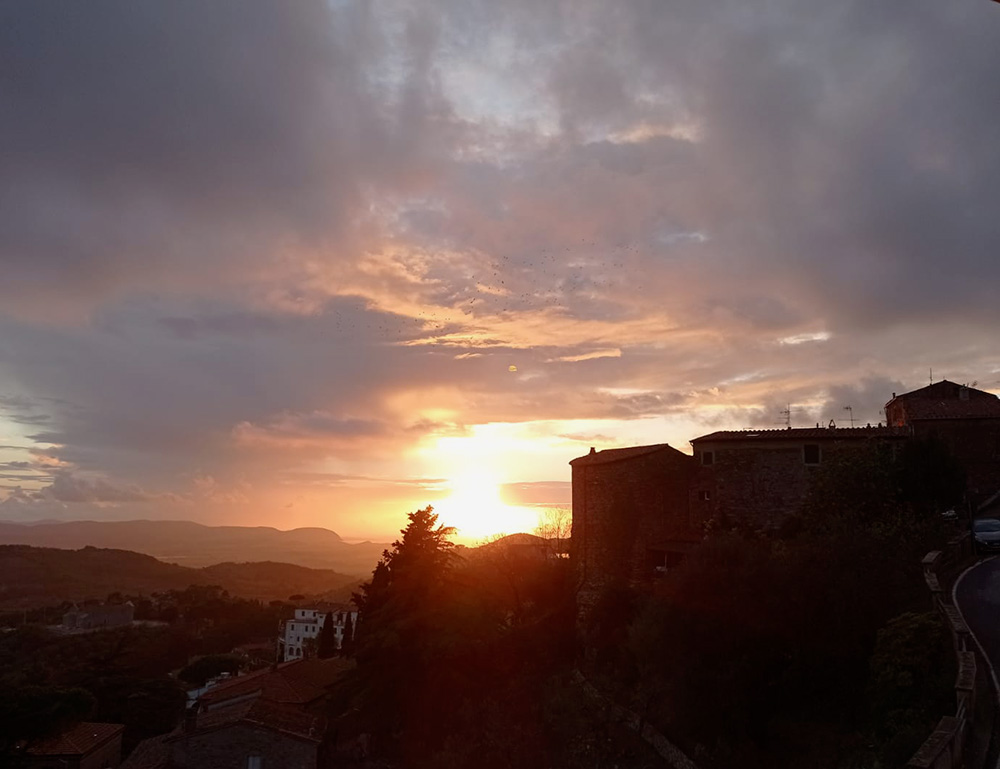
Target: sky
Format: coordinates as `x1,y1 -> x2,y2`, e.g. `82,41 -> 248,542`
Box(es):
2,0 -> 1000,541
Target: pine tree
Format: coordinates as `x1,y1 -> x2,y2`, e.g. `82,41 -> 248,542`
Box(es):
348,506 -> 456,737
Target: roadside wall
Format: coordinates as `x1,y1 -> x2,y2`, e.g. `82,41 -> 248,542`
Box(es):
908,533 -> 995,769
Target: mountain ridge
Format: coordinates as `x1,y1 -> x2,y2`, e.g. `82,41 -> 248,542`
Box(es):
0,519 -> 389,573
0,544 -> 363,608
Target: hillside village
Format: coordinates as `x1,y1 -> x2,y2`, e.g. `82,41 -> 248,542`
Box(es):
6,379 -> 1000,769
571,380 -> 1000,611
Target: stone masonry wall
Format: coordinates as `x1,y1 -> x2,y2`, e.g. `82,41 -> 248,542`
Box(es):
572,448 -> 694,610
170,724 -> 318,769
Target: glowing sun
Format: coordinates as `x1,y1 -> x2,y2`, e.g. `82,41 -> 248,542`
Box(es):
434,470 -> 539,542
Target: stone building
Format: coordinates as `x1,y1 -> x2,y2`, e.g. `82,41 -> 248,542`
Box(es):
570,380 -> 1000,612
570,443 -> 697,607
63,602 -> 134,630
885,380 -> 1000,498
689,425 -> 910,530
123,658 -> 350,769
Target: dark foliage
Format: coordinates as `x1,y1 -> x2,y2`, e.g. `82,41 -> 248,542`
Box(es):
178,654 -> 243,687
584,440 -> 958,768
337,506 -> 614,767
318,611 -> 338,659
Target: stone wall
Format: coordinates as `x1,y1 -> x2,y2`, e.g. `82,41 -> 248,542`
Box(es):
908,535 -> 993,769
572,447 -> 695,611
170,723 -> 318,769
690,441 -> 813,529
690,433 -> 909,529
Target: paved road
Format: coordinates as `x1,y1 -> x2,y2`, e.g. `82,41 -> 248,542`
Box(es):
955,556 -> 1000,769
956,556 -> 1000,667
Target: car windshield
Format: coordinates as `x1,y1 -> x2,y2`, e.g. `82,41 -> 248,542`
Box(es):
974,519 -> 1000,533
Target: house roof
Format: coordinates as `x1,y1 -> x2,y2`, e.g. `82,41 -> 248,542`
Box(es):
28,722 -> 123,756
119,735 -> 171,769
886,380 -> 1000,420
199,657 -> 351,707
194,695 -> 326,742
569,443 -> 683,467
692,426 -> 910,443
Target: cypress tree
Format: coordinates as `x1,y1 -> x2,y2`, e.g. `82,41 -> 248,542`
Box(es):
317,611 -> 337,659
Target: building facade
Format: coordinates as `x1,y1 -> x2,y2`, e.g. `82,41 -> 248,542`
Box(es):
571,381 -> 1000,613
123,658 -> 350,769
689,425 -> 910,530
885,380 -> 1000,498
63,602 -> 134,630
570,444 -> 697,608
279,607 -> 357,662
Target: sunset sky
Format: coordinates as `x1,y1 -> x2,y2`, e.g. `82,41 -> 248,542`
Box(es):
3,1 -> 1000,541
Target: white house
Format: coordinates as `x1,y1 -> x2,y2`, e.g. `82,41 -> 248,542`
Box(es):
278,606 -> 357,662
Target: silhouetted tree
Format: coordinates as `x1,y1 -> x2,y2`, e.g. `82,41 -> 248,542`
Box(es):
317,612 -> 337,659
340,612 -> 355,656
347,507 -> 456,748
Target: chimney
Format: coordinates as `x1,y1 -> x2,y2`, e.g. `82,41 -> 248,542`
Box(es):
589,447 -> 596,455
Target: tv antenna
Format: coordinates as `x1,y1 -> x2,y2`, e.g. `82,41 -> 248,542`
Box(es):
843,405 -> 855,427
777,403 -> 803,428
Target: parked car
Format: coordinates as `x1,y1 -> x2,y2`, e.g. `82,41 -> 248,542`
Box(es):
972,518 -> 1000,554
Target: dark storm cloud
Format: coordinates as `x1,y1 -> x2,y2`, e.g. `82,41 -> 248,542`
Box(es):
820,376 -> 909,426
4,0 -> 1000,530
0,0 -> 389,313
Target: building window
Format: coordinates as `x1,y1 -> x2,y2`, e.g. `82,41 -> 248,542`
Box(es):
701,450 -> 714,466
699,490 -> 711,502
803,444 -> 821,465
247,756 -> 263,769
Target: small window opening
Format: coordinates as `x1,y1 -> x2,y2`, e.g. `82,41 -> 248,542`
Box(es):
701,450 -> 714,466
803,444 -> 821,465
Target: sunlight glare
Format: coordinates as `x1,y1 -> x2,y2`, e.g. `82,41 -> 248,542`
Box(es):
434,470 -> 539,541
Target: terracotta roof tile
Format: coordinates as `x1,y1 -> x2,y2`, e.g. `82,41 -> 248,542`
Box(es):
195,696 -> 325,742
199,657 -> 350,706
570,443 -> 683,466
692,426 -> 909,442
28,722 -> 123,756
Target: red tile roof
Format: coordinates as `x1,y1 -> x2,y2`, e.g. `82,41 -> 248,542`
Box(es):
199,657 -> 351,707
195,696 -> 325,742
569,443 -> 683,466
693,426 -> 909,442
28,722 -> 123,756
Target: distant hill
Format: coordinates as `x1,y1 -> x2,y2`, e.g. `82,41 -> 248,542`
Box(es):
0,544 -> 359,608
0,519 -> 389,574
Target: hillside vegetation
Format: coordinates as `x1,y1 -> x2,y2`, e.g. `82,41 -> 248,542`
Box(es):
0,545 -> 357,608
